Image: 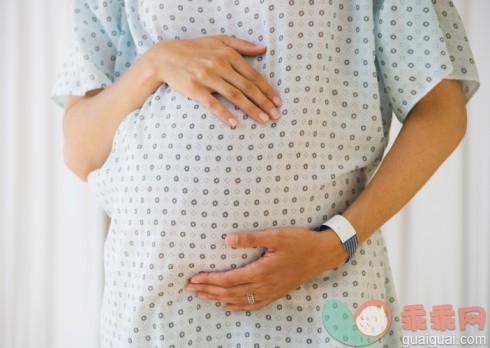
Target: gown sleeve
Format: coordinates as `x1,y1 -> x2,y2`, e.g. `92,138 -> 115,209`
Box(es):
51,0 -> 135,108
374,0 -> 480,123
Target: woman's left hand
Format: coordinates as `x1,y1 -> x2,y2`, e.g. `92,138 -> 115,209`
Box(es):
186,227 -> 348,311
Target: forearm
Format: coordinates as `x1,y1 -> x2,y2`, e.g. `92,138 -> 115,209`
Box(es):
62,35 -> 281,182
342,79 -> 468,245
62,53 -> 162,181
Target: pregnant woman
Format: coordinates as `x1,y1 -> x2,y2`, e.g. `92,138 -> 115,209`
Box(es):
52,0 -> 479,346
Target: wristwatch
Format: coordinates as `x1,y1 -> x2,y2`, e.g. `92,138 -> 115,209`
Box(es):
315,214 -> 359,262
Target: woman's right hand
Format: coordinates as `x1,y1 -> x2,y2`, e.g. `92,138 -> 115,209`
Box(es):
145,34 -> 282,127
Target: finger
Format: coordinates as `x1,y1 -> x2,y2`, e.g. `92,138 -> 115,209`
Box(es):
194,59 -> 273,124
219,35 -> 267,57
217,36 -> 282,108
225,300 -> 272,312
193,289 -> 257,305
195,290 -> 272,311
211,76 -> 272,124
187,281 -> 255,299
196,291 -> 261,306
225,230 -> 275,249
230,58 -> 282,108
189,264 -> 253,287
192,89 -> 239,127
219,71 -> 281,121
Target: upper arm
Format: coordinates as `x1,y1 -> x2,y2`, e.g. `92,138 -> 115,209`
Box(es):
374,0 -> 479,124
65,88 -> 104,113
51,0 -> 131,109
406,79 -> 467,140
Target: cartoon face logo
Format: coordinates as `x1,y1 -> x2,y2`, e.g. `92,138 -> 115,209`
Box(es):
354,300 -> 392,338
323,299 -> 392,346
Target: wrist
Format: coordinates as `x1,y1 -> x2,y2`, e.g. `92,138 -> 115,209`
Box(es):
316,214 -> 359,263
143,42 -> 169,86
341,205 -> 375,246
315,229 -> 350,269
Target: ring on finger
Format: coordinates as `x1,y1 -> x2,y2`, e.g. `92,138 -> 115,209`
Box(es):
246,293 -> 256,305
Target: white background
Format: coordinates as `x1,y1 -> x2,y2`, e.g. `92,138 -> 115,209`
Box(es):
0,0 -> 488,347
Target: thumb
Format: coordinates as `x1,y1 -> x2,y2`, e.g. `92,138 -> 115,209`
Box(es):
221,36 -> 267,56
225,230 -> 271,248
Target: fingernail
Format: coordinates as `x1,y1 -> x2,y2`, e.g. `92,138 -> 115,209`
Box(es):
225,234 -> 237,246
272,96 -> 282,107
269,109 -> 280,120
259,112 -> 269,122
229,118 -> 238,127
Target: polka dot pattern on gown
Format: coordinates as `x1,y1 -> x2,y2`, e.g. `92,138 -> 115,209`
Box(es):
52,0 -> 479,347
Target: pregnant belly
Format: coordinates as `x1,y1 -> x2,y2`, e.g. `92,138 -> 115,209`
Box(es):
92,86 -> 345,216
90,87 -> 369,289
